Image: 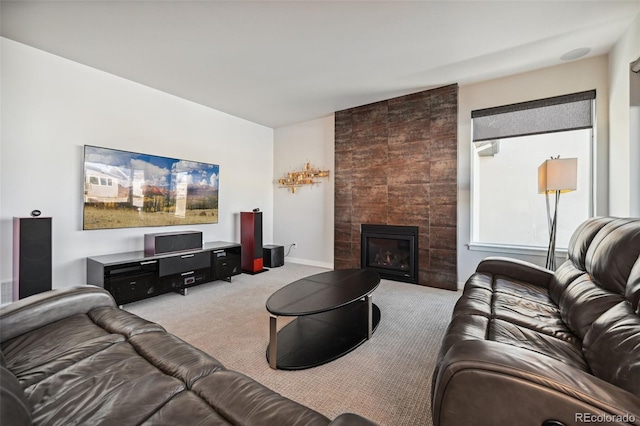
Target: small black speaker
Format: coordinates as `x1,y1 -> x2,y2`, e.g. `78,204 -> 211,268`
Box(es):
13,217 -> 52,300
263,245 -> 284,268
144,231 -> 202,255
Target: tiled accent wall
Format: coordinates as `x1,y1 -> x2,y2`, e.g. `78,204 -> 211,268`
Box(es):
334,84 -> 458,290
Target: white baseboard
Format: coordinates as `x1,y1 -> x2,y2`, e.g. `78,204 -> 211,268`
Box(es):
285,257 -> 333,270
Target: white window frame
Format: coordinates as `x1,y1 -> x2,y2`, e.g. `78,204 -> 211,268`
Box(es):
469,95 -> 596,256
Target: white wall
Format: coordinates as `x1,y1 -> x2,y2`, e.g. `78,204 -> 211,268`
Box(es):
1,38 -> 274,288
273,116 -> 334,269
631,69 -> 640,216
609,13 -> 640,217
458,55 -> 610,283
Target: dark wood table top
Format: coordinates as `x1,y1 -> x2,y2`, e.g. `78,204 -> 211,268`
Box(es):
266,269 -> 380,316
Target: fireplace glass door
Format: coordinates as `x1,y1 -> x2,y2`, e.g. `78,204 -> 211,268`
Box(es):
361,225 -> 418,284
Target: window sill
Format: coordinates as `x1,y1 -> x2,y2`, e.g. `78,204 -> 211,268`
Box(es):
467,242 -> 568,257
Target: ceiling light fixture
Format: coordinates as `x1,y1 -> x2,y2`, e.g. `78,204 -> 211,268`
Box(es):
560,47 -> 591,61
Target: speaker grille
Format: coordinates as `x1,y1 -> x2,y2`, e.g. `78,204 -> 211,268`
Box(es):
14,217 -> 52,300
145,231 -> 203,255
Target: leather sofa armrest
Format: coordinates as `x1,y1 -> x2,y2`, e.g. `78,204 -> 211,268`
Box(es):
433,340 -> 640,426
0,286 -> 116,342
476,256 -> 553,288
328,413 -> 378,426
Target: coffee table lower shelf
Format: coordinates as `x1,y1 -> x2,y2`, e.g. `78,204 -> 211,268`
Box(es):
266,299 -> 381,370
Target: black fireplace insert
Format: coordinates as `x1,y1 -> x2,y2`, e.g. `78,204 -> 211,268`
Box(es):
361,224 -> 419,284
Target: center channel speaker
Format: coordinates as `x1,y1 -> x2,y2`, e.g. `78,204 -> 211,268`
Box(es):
144,231 -> 203,255
13,217 -> 52,301
241,211 -> 266,274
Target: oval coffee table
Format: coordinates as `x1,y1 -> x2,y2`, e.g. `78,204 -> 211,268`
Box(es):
266,269 -> 381,370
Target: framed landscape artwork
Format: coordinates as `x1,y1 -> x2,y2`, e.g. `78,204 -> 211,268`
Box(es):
83,145 -> 220,230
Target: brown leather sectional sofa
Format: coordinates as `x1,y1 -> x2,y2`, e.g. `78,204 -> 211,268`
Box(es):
0,286 -> 376,425
432,217 -> 640,426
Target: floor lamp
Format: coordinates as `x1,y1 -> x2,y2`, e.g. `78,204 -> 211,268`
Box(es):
538,157 -> 577,270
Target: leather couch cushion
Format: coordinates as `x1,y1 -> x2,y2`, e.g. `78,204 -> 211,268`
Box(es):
558,274 -> 625,339
583,301 -> 640,397
435,314 -> 489,362
547,261 -> 586,305
489,319 -> 587,370
193,370 -> 331,426
25,342 -> 185,425
0,366 -> 31,426
129,331 -> 224,389
1,314 -> 124,388
439,270 -> 587,368
585,218 -> 640,295
142,390 -> 234,425
88,306 -> 166,337
565,216 -> 615,271
626,255 -> 640,313
492,277 -> 552,304
492,294 -> 577,344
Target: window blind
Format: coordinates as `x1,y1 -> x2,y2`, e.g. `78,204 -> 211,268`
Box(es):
472,90 -> 595,142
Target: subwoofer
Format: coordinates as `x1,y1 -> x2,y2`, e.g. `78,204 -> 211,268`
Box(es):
144,231 -> 203,255
263,245 -> 284,268
13,217 -> 52,300
241,212 -> 265,274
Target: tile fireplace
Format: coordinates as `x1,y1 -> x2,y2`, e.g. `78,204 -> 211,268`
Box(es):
361,224 -> 419,284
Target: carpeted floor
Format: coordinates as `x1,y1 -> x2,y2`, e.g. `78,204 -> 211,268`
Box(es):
125,263 -> 461,426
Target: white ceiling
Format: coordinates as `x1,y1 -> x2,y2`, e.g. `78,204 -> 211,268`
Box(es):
2,1 -> 639,128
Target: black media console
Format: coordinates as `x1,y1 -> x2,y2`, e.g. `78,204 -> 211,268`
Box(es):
87,241 -> 241,306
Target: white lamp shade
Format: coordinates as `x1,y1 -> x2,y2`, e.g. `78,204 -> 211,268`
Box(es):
538,158 -> 577,194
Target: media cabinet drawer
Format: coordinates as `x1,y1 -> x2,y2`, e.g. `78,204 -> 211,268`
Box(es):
161,268 -> 211,289
159,252 -> 211,277
107,260 -> 158,277
108,271 -> 162,305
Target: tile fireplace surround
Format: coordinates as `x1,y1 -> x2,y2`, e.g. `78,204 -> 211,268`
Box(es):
334,84 -> 458,290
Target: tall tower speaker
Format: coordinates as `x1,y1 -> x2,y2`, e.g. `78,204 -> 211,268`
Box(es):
13,217 -> 52,300
241,211 -> 265,274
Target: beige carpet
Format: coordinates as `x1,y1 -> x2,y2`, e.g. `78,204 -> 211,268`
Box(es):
125,263 -> 460,426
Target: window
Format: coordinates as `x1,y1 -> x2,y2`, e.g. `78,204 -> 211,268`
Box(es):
471,91 -> 595,250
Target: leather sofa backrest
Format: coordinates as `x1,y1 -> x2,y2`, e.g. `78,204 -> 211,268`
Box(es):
583,300 -> 640,397
550,218 -> 640,341
568,216 -> 617,271
547,216 -> 614,304
563,217 -> 640,397
585,218 -> 640,296
626,257 -> 640,314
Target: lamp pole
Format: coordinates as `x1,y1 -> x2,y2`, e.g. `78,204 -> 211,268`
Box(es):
538,156 -> 577,271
